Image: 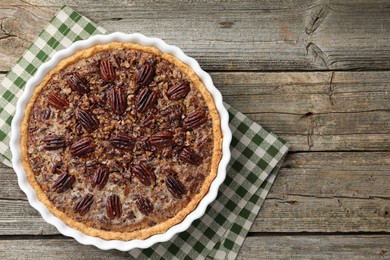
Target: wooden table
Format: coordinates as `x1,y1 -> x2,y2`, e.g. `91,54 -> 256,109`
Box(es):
1,1 -> 390,258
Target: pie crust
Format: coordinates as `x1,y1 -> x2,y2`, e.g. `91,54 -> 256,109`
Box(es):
20,42 -> 222,240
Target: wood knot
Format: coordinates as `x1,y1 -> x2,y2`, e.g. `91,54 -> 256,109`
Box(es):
301,112 -> 314,119
306,42 -> 334,69
219,21 -> 235,29
305,4 -> 330,35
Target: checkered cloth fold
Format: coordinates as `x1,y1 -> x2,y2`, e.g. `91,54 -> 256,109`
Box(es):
0,5 -> 289,259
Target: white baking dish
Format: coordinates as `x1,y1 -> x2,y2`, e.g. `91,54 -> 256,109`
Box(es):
10,32 -> 231,251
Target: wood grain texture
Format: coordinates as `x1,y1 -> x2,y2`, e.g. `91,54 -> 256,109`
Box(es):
0,235 -> 389,259
0,0 -> 389,71
254,152 -> 390,232
215,71 -> 390,151
1,152 -> 390,234
238,235 -> 390,259
0,238 -> 132,259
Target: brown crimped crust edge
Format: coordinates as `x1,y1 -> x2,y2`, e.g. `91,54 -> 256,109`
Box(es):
20,42 -> 222,240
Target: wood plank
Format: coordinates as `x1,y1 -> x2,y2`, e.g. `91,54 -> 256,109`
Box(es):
0,0 -> 389,71
270,152 -> 390,199
0,238 -> 132,259
0,167 -> 26,199
2,152 -> 390,234
0,199 -> 58,235
238,235 -> 390,259
215,71 -> 390,151
213,71 -> 390,114
253,152 -> 390,232
256,196 -> 390,232
0,235 -> 389,259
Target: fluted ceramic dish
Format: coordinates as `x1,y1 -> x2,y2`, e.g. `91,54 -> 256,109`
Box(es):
10,32 -> 232,251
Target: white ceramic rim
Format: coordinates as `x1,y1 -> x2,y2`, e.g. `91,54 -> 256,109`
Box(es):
10,32 -> 232,251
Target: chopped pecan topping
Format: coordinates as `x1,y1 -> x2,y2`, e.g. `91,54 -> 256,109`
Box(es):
28,47 -> 215,230
169,111 -> 182,128
110,133 -> 135,150
52,172 -> 75,193
108,87 -> 127,115
75,123 -> 84,135
179,147 -> 203,166
66,72 -> 90,93
136,88 -> 157,113
106,194 -> 122,219
136,63 -> 155,89
74,194 -> 94,216
70,137 -> 95,157
138,139 -> 156,152
51,161 -> 63,174
42,135 -> 65,150
141,114 -> 154,127
76,110 -> 99,133
47,92 -> 69,110
124,185 -> 131,196
136,197 -> 154,216
172,146 -> 183,157
99,59 -> 116,82
167,81 -> 190,100
131,163 -> 155,186
91,166 -> 110,190
112,54 -> 121,68
183,110 -> 207,130
166,173 -> 186,199
150,131 -> 174,148
175,130 -> 186,146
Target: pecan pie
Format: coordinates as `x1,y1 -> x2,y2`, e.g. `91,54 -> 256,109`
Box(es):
20,42 -> 222,240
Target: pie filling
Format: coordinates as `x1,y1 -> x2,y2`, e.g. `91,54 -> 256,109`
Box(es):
23,43 -> 220,238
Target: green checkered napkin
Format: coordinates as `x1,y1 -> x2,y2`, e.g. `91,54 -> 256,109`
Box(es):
0,5 -> 289,259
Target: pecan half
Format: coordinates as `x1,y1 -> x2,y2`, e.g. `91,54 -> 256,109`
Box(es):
66,72 -> 90,93
136,88 -> 157,113
42,135 -> 65,150
136,63 -> 155,88
99,59 -> 116,82
70,137 -> 95,157
136,197 -> 154,216
150,131 -> 174,148
108,87 -> 127,115
166,174 -> 186,199
74,194 -> 94,216
37,108 -> 51,121
131,163 -> 155,186
91,166 -> 110,190
110,133 -> 135,150
52,172 -> 75,193
47,92 -> 69,110
167,81 -> 190,100
141,114 -> 154,127
183,110 -> 207,130
106,194 -> 122,219
179,147 -> 203,166
76,110 -> 99,133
